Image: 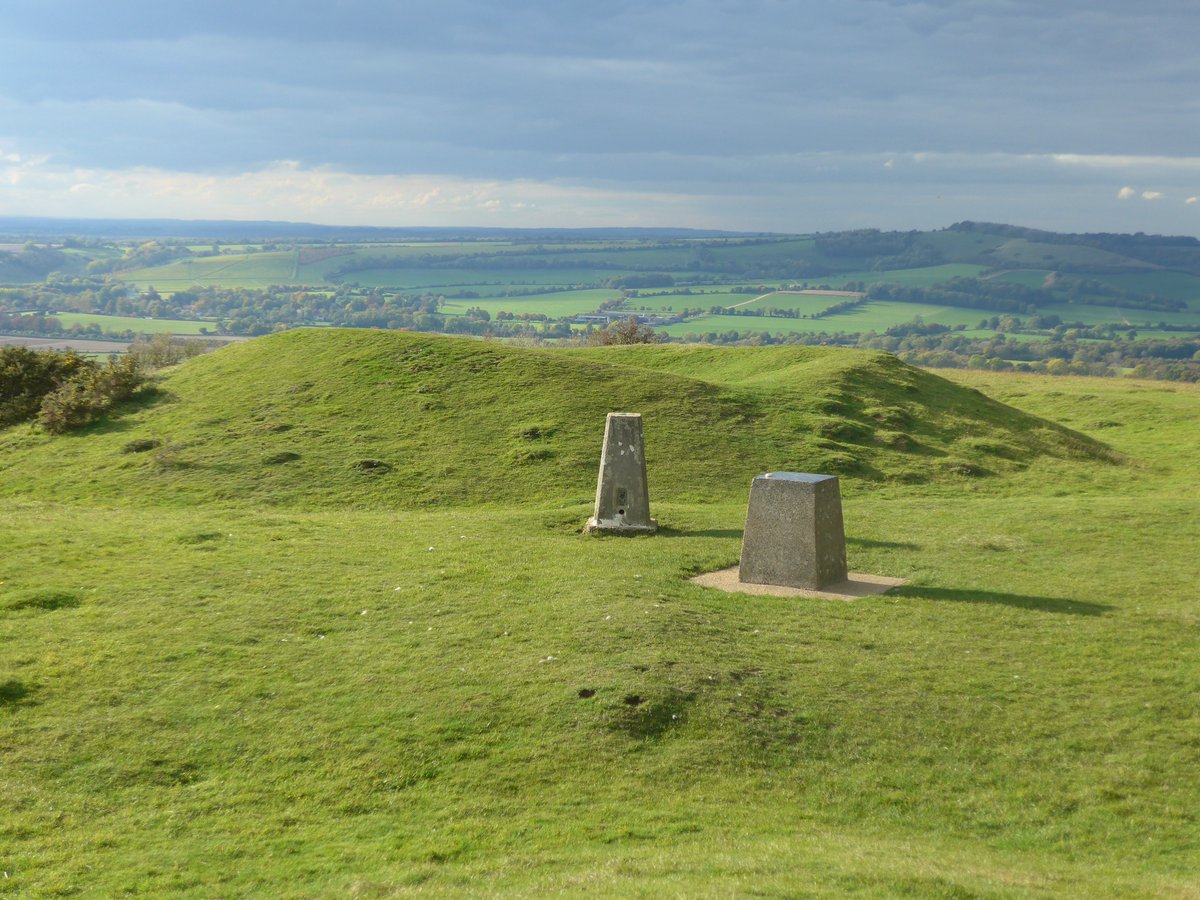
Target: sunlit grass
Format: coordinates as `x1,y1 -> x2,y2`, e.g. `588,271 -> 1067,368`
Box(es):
1,335 -> 1197,895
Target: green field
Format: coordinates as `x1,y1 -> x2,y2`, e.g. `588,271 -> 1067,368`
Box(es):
989,239 -> 1144,270
121,251 -> 299,289
957,329 -> 1048,342
1078,270 -> 1200,306
733,291 -> 862,314
327,266 -> 632,292
992,269 -> 1200,309
992,268 -> 1055,289
1,331 -> 1197,894
440,289 -> 622,318
819,263 -> 987,288
660,302 -> 990,337
48,312 -> 218,335
1039,302 -> 1200,328
624,289 -> 751,313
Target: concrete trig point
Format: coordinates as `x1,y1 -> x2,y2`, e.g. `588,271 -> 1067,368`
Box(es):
586,412 -> 658,535
739,472 -> 847,590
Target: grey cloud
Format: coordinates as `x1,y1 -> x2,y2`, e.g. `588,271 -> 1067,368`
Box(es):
1,1 -> 1198,232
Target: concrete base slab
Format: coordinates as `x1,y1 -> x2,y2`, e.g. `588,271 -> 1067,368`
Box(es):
689,566 -> 906,600
586,517 -> 658,535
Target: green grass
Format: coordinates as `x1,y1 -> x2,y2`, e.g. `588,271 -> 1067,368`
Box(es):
624,289 -> 748,313
48,312 -> 218,335
0,331 -> 1104,508
121,252 -> 299,289
730,291 -> 860,314
918,229 -> 1007,259
989,239 -> 1146,270
440,289 -> 621,318
1039,302 -> 1200,328
955,333 -> 1051,343
1067,270 -> 1200,307
818,263 -> 987,288
992,269 -> 1055,289
329,266 -> 632,292
661,302 -> 988,337
2,331 -> 1197,896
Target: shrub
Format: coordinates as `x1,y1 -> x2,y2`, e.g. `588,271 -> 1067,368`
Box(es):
588,317 -> 663,346
127,334 -> 216,370
36,355 -> 142,434
0,347 -> 92,427
37,379 -> 103,433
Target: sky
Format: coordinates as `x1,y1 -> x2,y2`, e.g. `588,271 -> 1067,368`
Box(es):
1,0 -> 1198,234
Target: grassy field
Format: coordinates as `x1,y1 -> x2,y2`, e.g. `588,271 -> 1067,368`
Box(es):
440,289 -> 621,318
989,239 -> 1145,270
1079,270 -> 1200,306
624,289 -> 752,313
660,302 -> 990,337
732,291 -> 861,314
992,269 -> 1054,289
818,263 -> 987,288
328,266 -> 632,292
48,312 -> 218,335
121,252 -> 299,290
2,332 -> 1197,895
1039,302 -> 1200,328
992,269 -> 1200,309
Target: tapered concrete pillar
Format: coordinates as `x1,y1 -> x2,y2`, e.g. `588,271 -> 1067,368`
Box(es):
739,472 -> 847,589
586,412 -> 658,534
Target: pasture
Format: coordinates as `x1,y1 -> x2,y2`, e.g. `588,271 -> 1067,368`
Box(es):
660,301 -> 990,338
120,251 -> 299,290
49,312 -> 219,335
816,263 -> 987,288
440,289 -> 622,318
0,332 -> 1196,895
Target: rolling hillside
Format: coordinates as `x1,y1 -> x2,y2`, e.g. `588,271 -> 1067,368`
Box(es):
0,330 -> 1112,508
2,331 -> 1197,896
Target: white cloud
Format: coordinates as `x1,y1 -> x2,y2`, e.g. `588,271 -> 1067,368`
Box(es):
1187,196 -> 1199,205
1141,190 -> 1164,200
1117,186 -> 1137,199
0,157 -> 707,227
1055,154 -> 1200,171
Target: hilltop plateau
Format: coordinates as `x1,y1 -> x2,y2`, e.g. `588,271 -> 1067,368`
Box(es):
1,331 -> 1197,896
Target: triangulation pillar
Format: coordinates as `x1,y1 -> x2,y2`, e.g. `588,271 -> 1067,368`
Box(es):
586,412 -> 658,535
738,472 -> 847,589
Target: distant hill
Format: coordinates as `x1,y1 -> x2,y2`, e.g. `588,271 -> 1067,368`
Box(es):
0,216 -> 755,243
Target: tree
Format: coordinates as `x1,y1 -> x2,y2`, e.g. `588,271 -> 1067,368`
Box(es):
588,317 -> 662,346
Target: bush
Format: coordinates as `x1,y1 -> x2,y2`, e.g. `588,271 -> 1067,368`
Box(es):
0,347 -> 92,427
127,334 -> 216,370
588,317 -> 663,346
36,355 -> 142,434
37,379 -> 103,433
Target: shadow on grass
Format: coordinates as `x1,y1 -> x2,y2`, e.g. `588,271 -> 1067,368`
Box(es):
848,537 -> 920,550
657,527 -> 743,539
0,679 -> 34,708
890,585 -> 1113,616
72,385 -> 173,437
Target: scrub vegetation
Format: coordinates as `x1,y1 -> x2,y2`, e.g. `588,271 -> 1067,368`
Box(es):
1,329 -> 1197,896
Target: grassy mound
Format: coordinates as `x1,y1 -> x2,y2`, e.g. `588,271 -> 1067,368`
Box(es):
0,329 -> 1112,508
